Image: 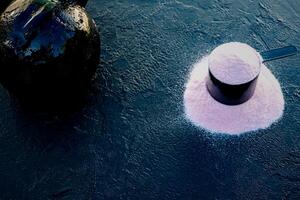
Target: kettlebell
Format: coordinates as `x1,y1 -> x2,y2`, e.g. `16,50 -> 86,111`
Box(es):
0,0 -> 100,107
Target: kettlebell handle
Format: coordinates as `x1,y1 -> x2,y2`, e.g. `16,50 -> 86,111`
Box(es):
76,0 -> 88,7
65,0 -> 88,7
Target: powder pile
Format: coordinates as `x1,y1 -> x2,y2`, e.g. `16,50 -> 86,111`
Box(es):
184,42 -> 284,135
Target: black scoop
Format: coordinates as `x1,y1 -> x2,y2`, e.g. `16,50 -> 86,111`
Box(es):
206,45 -> 297,106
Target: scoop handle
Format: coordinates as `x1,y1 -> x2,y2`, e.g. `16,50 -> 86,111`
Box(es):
260,45 -> 297,63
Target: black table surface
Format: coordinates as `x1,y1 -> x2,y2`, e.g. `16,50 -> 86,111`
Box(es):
0,0 -> 300,199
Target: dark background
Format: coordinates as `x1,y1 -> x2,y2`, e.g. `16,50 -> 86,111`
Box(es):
0,0 -> 300,199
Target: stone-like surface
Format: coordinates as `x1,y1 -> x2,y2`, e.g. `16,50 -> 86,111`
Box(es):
0,0 -> 299,199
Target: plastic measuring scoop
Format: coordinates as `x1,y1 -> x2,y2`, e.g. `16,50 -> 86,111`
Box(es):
260,45 -> 297,63
206,45 -> 298,106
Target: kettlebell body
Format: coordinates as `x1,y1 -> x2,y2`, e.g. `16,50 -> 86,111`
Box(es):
0,0 -> 100,103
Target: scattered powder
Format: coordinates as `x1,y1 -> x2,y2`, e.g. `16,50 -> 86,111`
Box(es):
183,43 -> 285,135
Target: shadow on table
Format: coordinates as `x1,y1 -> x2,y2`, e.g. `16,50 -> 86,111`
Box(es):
0,75 -> 107,198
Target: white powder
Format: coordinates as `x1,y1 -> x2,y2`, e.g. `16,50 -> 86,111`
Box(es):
183,43 -> 285,135
209,42 -> 262,85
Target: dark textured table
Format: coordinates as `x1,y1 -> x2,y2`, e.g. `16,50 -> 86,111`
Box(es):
0,0 -> 300,199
